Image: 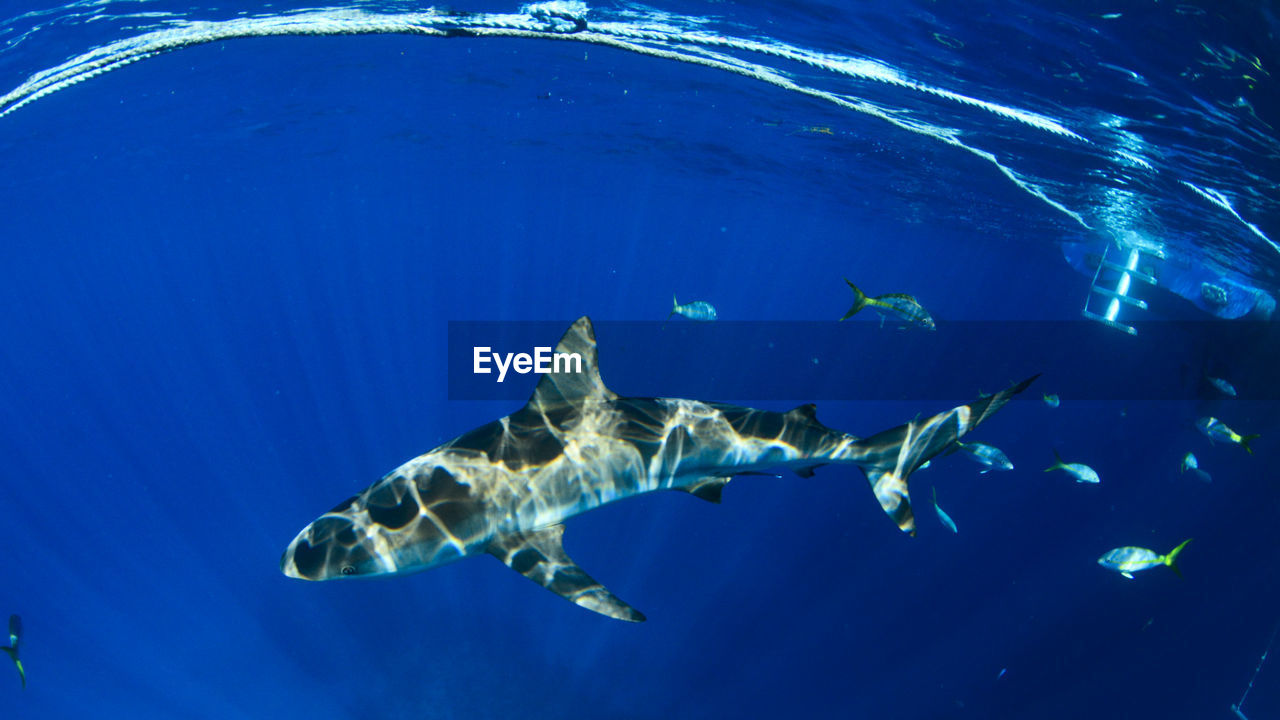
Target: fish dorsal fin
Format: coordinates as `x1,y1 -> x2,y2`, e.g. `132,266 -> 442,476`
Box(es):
487,524 -> 645,622
528,316 -> 617,414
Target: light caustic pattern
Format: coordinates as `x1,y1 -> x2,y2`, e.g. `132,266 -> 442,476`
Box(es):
0,1 -> 1088,226
0,1 -> 1272,260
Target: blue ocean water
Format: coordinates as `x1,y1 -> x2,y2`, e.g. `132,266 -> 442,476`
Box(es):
0,1 -> 1277,718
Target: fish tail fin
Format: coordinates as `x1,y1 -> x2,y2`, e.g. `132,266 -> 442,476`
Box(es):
1044,449 -> 1061,472
844,375 -> 1038,535
840,279 -> 870,321
1,648 -> 19,689
1164,538 -> 1192,578
664,294 -> 677,328
1241,434 -> 1260,454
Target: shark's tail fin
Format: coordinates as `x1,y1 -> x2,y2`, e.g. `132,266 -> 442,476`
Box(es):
845,375 -> 1038,535
840,279 -> 870,321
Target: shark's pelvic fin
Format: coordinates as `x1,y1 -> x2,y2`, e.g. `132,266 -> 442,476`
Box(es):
487,524 -> 645,623
677,476 -> 732,503
527,317 -> 617,415
852,375 -> 1038,535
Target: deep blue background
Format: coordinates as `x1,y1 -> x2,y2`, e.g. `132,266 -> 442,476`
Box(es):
0,3 -> 1278,719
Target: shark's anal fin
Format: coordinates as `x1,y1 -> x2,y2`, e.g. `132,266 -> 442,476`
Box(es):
487,525 -> 645,623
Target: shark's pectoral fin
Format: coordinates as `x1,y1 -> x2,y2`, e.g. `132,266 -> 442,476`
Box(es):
487,525 -> 645,623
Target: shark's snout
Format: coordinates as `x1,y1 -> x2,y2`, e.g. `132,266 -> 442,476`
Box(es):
281,514 -> 382,581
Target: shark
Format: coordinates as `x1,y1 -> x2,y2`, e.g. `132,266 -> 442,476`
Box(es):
281,317 -> 1034,621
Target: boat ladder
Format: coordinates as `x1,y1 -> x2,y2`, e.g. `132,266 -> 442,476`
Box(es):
1081,244 -> 1159,335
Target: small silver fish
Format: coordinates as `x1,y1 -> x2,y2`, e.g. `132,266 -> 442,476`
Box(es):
1206,375 -> 1237,397
956,441 -> 1013,473
1180,452 -> 1212,482
1045,450 -> 1099,484
1196,417 -> 1259,454
1043,393 -> 1060,408
932,486 -> 958,533
667,295 -> 718,323
1098,539 -> 1191,579
840,279 -> 935,331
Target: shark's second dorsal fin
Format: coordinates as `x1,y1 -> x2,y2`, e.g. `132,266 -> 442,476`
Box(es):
487,525 -> 645,622
785,403 -> 818,422
784,403 -> 838,434
527,316 -> 617,414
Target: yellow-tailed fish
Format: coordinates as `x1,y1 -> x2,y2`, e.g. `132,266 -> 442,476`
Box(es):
1196,417 -> 1258,453
1043,393 -> 1060,408
840,279 -> 935,331
1098,539 -> 1192,579
1,615 -> 22,689
1045,450 -> 1100,484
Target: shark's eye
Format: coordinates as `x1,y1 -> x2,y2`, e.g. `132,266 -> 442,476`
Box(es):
341,565 -> 356,575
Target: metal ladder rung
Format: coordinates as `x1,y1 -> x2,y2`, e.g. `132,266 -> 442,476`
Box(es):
1097,260 -> 1156,284
1089,286 -> 1149,309
1081,310 -> 1138,335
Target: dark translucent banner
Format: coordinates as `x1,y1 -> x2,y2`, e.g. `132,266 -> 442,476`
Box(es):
447,320 -> 1280,402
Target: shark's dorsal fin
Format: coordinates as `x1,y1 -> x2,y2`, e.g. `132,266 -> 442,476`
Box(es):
487,524 -> 645,623
527,317 -> 617,414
